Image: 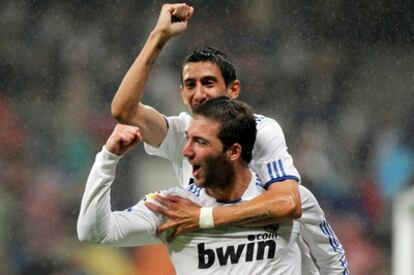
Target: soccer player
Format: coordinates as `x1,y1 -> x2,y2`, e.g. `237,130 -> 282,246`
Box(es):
111,3 -> 348,274
112,3 -> 300,219
78,98 -> 303,274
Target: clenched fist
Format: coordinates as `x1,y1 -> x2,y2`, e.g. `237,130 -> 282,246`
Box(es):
104,124 -> 142,156
154,3 -> 194,38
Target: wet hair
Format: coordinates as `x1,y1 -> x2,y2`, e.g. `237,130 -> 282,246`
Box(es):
182,47 -> 237,87
193,96 -> 256,163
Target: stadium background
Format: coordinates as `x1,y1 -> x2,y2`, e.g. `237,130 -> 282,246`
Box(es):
1,1 -> 413,274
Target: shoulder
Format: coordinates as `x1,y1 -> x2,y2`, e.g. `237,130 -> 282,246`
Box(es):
254,113 -> 282,130
165,112 -> 191,131
142,187 -> 189,201
185,183 -> 203,197
254,113 -> 285,140
140,187 -> 201,209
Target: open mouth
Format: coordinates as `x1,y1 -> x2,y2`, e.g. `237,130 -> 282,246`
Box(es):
192,164 -> 201,177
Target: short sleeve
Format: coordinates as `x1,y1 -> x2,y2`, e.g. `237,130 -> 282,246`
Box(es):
144,112 -> 189,162
250,115 -> 301,189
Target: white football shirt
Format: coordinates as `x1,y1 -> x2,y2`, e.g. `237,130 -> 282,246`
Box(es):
77,148 -> 302,275
143,112 -> 349,274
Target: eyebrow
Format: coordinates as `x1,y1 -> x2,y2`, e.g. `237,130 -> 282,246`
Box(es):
183,75 -> 218,83
201,75 -> 217,80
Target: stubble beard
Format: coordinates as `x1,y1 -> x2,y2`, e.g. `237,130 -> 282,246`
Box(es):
201,153 -> 235,191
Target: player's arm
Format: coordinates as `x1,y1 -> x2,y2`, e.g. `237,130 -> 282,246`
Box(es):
216,179 -> 301,226
111,4 -> 194,147
77,124 -> 161,246
145,180 -> 300,241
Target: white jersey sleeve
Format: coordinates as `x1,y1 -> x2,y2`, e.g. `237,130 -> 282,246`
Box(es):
77,147 -> 164,247
298,185 -> 350,275
250,115 -> 301,189
144,112 -> 191,186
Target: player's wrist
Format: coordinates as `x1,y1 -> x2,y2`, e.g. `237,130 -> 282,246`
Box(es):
151,28 -> 173,43
199,207 -> 215,229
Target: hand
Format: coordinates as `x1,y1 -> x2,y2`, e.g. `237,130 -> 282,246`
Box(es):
154,3 -> 194,38
145,194 -> 201,242
104,124 -> 142,156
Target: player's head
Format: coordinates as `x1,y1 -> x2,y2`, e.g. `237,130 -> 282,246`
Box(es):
183,96 -> 256,189
183,47 -> 237,87
180,47 -> 241,112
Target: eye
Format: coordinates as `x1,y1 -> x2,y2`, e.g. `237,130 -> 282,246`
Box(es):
202,80 -> 215,87
184,81 -> 195,89
195,137 -> 208,145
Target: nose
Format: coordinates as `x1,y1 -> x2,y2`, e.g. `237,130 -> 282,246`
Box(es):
182,140 -> 194,159
193,85 -> 207,104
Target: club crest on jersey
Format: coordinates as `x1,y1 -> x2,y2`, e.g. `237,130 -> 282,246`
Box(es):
142,192 -> 160,202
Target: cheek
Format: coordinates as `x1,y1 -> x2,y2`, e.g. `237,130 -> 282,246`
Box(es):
181,91 -> 192,104
208,87 -> 228,98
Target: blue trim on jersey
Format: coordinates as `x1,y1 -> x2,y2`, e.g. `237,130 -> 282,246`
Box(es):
162,115 -> 169,129
187,183 -> 201,196
272,161 -> 281,178
267,163 -> 274,179
254,114 -> 265,125
267,160 -> 289,183
216,198 -> 242,204
319,220 -> 350,274
278,159 -> 286,176
263,176 -> 300,190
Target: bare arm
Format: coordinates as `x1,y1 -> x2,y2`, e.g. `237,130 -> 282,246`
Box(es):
111,3 -> 194,147
214,179 -> 301,226
146,178 -> 301,241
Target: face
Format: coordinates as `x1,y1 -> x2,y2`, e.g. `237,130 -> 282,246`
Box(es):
182,117 -> 235,189
180,62 -> 240,112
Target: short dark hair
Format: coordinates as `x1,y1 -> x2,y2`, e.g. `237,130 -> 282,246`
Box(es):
182,47 -> 237,87
193,96 -> 256,163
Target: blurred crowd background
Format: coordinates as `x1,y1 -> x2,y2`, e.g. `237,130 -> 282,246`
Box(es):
1,1 -> 413,274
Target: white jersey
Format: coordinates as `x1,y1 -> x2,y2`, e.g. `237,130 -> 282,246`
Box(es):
77,148 -> 302,275
144,112 -> 349,275
298,187 -> 349,274
145,112 -> 301,188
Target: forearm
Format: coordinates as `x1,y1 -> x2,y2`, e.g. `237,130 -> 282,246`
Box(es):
77,148 -> 122,243
213,180 -> 301,227
111,29 -> 169,124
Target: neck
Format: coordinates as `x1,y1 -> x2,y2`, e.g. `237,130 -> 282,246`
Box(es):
205,164 -> 251,202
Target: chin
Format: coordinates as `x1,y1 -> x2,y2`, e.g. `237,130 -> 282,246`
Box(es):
193,178 -> 205,188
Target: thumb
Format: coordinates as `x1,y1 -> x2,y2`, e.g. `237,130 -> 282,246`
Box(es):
124,130 -> 142,146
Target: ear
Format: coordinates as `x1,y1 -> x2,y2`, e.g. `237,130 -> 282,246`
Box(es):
226,143 -> 242,161
227,80 -> 241,99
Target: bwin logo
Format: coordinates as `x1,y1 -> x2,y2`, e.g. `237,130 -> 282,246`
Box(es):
197,233 -> 278,269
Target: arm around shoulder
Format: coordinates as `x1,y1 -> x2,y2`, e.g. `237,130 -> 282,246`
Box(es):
213,178 -> 301,227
